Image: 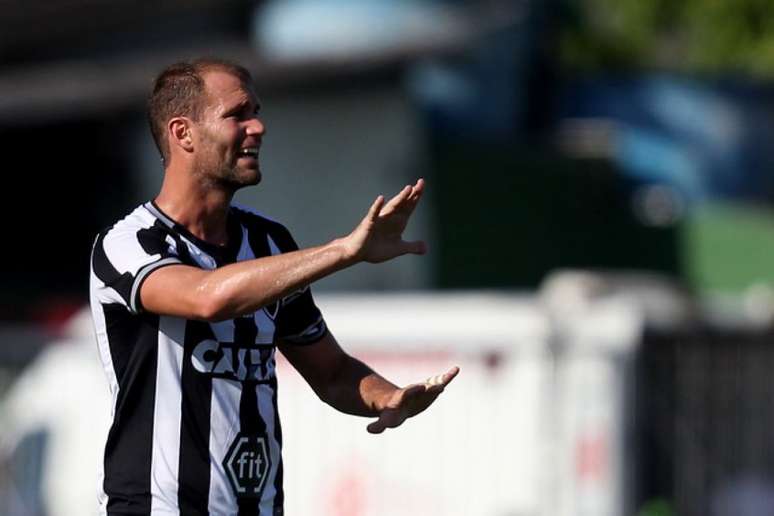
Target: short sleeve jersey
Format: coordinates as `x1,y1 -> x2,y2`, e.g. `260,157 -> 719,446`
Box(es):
89,201 -> 327,516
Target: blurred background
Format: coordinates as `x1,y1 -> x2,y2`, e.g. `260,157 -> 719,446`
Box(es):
3,0 -> 774,515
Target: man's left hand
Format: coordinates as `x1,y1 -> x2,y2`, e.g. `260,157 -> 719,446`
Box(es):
366,366 -> 460,434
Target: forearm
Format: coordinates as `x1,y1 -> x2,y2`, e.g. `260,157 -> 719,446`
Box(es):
203,237 -> 356,320
321,355 -> 399,417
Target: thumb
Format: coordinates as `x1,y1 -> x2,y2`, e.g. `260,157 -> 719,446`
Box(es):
402,240 -> 427,255
367,195 -> 385,221
367,409 -> 402,434
367,419 -> 386,434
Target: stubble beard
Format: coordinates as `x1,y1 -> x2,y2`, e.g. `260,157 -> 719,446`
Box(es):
193,152 -> 260,193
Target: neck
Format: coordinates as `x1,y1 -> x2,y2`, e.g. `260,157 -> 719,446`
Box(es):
154,164 -> 235,246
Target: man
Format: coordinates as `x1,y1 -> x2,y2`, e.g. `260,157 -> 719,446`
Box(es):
89,58 -> 458,516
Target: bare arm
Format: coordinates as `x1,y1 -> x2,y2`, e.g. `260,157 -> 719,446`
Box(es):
141,180 -> 426,321
280,332 -> 395,417
280,332 -> 459,433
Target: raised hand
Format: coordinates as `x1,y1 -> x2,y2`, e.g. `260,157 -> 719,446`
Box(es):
366,366 -> 460,434
345,179 -> 427,264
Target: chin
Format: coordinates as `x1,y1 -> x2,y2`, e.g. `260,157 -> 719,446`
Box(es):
245,167 -> 261,185
226,168 -> 261,189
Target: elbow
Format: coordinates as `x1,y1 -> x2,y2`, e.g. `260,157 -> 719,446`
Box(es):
196,300 -> 228,322
193,286 -> 233,322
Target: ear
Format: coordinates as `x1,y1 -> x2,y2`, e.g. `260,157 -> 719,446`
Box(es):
168,117 -> 194,153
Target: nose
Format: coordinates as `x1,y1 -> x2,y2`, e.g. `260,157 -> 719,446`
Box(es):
246,116 -> 265,137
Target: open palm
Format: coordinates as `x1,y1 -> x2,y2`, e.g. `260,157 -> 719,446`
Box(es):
367,366 -> 460,434
348,179 -> 427,264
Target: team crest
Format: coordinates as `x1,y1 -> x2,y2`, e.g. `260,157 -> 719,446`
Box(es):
263,301 -> 280,320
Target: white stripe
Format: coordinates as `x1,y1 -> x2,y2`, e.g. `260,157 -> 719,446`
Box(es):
208,319 -> 240,514
101,211 -> 162,276
237,226 -> 252,261
209,319 -> 234,342
254,309 -> 277,344
266,234 -> 281,256
150,316 -> 186,514
90,274 -> 117,513
208,379 -> 242,515
257,378 -> 280,516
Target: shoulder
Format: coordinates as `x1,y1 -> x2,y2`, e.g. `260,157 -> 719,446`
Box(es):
93,204 -> 174,267
230,204 -> 299,253
230,204 -> 293,237
97,204 -> 163,245
231,204 -> 283,228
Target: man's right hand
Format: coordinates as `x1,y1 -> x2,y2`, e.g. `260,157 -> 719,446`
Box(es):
344,178 -> 427,264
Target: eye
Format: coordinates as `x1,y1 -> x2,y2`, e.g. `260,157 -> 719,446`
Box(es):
225,106 -> 259,120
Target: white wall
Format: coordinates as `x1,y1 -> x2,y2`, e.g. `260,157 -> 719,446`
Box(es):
0,291 -> 646,516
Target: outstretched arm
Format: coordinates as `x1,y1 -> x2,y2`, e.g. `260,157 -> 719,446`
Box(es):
279,331 -> 459,433
140,180 -> 426,321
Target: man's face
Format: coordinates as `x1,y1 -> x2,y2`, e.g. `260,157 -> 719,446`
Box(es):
192,70 -> 265,189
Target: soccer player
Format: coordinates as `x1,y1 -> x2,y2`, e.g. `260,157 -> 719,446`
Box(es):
89,58 -> 458,516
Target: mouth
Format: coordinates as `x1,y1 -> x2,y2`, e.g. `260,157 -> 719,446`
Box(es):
238,147 -> 259,159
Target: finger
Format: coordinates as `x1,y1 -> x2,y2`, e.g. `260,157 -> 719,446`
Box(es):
401,239 -> 427,255
381,185 -> 412,215
367,195 -> 385,221
400,180 -> 424,212
426,366 -> 460,388
401,188 -> 424,216
407,178 -> 425,203
440,366 -> 460,386
426,374 -> 446,387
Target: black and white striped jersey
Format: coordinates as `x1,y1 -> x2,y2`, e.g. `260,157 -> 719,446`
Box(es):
89,201 -> 327,516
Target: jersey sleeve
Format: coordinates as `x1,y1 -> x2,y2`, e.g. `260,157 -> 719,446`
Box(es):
275,285 -> 328,345
91,223 -> 182,314
265,223 -> 328,345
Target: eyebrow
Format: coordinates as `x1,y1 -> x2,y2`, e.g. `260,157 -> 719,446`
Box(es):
225,97 -> 261,114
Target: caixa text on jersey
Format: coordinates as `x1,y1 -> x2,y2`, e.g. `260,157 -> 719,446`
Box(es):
192,339 -> 276,382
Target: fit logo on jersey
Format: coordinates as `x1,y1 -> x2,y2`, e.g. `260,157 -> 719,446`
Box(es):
224,433 -> 271,498
191,339 -> 275,381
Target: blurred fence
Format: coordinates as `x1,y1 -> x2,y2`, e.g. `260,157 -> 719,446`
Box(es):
2,273 -> 774,515
637,328 -> 774,516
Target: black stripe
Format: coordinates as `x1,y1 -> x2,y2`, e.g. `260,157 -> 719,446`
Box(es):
150,201 -> 243,264
265,224 -> 298,254
236,382 -> 260,516
102,305 -> 159,515
178,320 -> 214,515
235,316 -> 267,516
235,318 -> 262,433
270,376 -> 284,514
242,217 -> 271,259
241,218 -> 283,323
231,207 -> 299,255
232,209 -> 324,344
92,230 -> 134,306
136,221 -> 175,257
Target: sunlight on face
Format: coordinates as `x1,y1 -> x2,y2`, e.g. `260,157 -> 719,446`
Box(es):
192,70 -> 265,190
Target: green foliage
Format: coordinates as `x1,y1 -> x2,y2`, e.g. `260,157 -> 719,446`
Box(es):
560,0 -> 774,77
